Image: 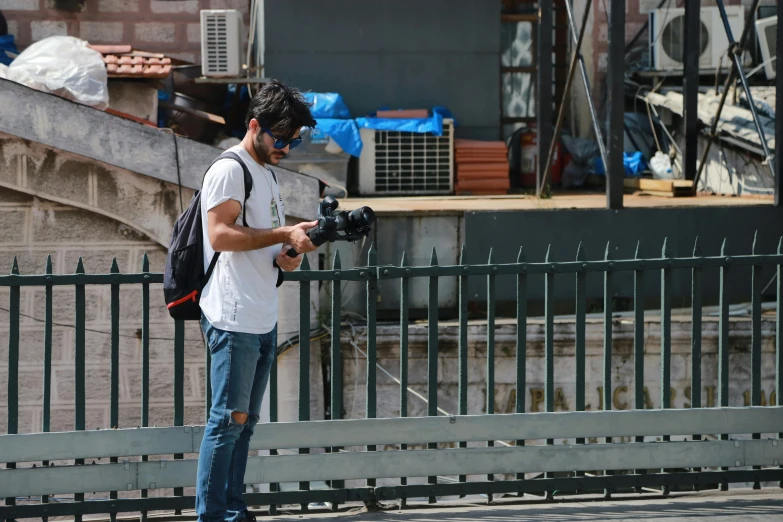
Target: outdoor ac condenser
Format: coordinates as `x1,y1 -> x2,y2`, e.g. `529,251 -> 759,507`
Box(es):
200,9 -> 243,77
755,16 -> 777,79
649,6 -> 745,71
358,119 -> 454,196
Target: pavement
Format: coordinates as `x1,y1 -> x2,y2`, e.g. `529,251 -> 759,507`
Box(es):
264,488 -> 783,521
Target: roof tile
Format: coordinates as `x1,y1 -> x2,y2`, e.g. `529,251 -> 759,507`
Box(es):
90,44 -> 173,79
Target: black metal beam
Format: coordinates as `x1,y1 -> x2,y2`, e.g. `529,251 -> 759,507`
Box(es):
0,488 -> 375,520
682,0 -> 700,180
715,1 -> 775,171
4,470 -> 783,520
693,0 -> 770,192
777,0 -> 782,207
540,0 -> 593,192
606,0 -> 625,209
563,1 -> 609,176
536,0 -> 554,196
376,469 -> 783,500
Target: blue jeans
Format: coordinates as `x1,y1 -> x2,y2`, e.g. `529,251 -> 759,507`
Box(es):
196,315 -> 276,522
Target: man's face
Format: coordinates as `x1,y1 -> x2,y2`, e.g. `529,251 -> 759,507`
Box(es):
251,120 -> 300,166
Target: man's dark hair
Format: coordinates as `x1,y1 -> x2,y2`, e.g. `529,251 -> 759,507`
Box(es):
245,80 -> 316,138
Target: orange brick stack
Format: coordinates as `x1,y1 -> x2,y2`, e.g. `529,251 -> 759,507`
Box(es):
454,139 -> 510,195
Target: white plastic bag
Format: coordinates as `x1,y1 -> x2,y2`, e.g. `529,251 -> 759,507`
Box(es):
649,151 -> 673,179
0,36 -> 108,109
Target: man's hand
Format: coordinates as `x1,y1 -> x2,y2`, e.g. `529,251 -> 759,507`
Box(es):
286,220 -> 318,254
276,246 -> 303,272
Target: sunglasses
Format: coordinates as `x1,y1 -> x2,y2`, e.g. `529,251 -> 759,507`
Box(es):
262,126 -> 303,150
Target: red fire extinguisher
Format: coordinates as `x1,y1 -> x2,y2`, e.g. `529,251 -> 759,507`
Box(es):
519,125 -> 563,188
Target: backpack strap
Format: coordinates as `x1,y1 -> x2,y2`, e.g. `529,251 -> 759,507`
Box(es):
201,151 -> 254,226
201,151 -> 255,288
217,151 -> 253,227
203,251 -> 221,289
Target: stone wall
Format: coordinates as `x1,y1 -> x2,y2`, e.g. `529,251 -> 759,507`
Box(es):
0,135 -> 325,437
338,315 -> 778,423
1,0 -> 250,64
0,185 -> 201,434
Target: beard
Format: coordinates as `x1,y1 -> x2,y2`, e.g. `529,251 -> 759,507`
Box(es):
253,134 -> 286,165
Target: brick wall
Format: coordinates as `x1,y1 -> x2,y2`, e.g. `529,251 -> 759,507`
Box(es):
1,0 -> 250,64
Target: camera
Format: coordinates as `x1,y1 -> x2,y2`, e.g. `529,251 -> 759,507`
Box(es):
286,196 -> 374,257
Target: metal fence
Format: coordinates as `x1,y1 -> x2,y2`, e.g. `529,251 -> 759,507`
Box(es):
1,237 -> 783,520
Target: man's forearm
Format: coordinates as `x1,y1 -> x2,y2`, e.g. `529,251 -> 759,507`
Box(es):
211,223 -> 291,252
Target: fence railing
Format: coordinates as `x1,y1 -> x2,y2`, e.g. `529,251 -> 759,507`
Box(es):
1,237 -> 783,520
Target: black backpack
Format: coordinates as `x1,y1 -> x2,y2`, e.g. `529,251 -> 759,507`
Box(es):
163,152 -> 253,320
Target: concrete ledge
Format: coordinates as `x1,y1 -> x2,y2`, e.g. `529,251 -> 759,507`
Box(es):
0,78 -> 318,220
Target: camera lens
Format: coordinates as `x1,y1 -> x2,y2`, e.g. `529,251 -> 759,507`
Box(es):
348,206 -> 374,227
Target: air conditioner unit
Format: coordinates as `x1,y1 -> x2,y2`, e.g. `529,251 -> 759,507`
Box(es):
755,15 -> 777,79
200,10 -> 243,77
649,7 -> 714,70
649,6 -> 745,71
358,119 -> 454,196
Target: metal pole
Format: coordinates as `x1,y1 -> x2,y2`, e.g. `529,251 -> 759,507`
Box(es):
682,0 -> 700,180
606,0 -> 625,209
540,0 -> 593,194
625,0 -> 681,53
536,0 -> 554,196
563,0 -> 610,178
776,0 -> 782,207
693,0 -> 769,191
716,0 -> 775,171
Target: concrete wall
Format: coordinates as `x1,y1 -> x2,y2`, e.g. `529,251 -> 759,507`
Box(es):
320,204 -> 780,317
321,213 -> 466,317
465,205 -> 783,310
0,136 -> 325,439
1,0 -> 251,64
0,78 -> 320,223
264,0 -> 501,140
340,316 -> 778,422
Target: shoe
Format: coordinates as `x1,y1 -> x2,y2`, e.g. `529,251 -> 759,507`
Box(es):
240,510 -> 258,522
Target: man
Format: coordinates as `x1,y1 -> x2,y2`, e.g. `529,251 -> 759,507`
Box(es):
197,80 -> 318,522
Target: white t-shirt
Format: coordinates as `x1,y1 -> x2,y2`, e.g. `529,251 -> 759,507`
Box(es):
200,145 -> 285,334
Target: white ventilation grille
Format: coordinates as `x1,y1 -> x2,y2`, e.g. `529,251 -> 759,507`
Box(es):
358,120 -> 454,195
200,10 -> 243,77
205,14 -> 228,73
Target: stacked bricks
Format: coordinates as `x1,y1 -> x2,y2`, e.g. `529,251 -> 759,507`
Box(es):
1,0 -> 251,64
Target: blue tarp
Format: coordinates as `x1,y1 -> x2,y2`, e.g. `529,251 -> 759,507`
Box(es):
624,151 -> 646,177
356,112 -> 444,136
0,35 -> 18,66
594,151 -> 647,177
299,92 -> 362,156
304,92 -> 352,119
355,106 -> 456,137
315,118 -> 363,158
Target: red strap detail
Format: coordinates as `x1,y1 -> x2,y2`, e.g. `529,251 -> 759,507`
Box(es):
167,289 -> 198,309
